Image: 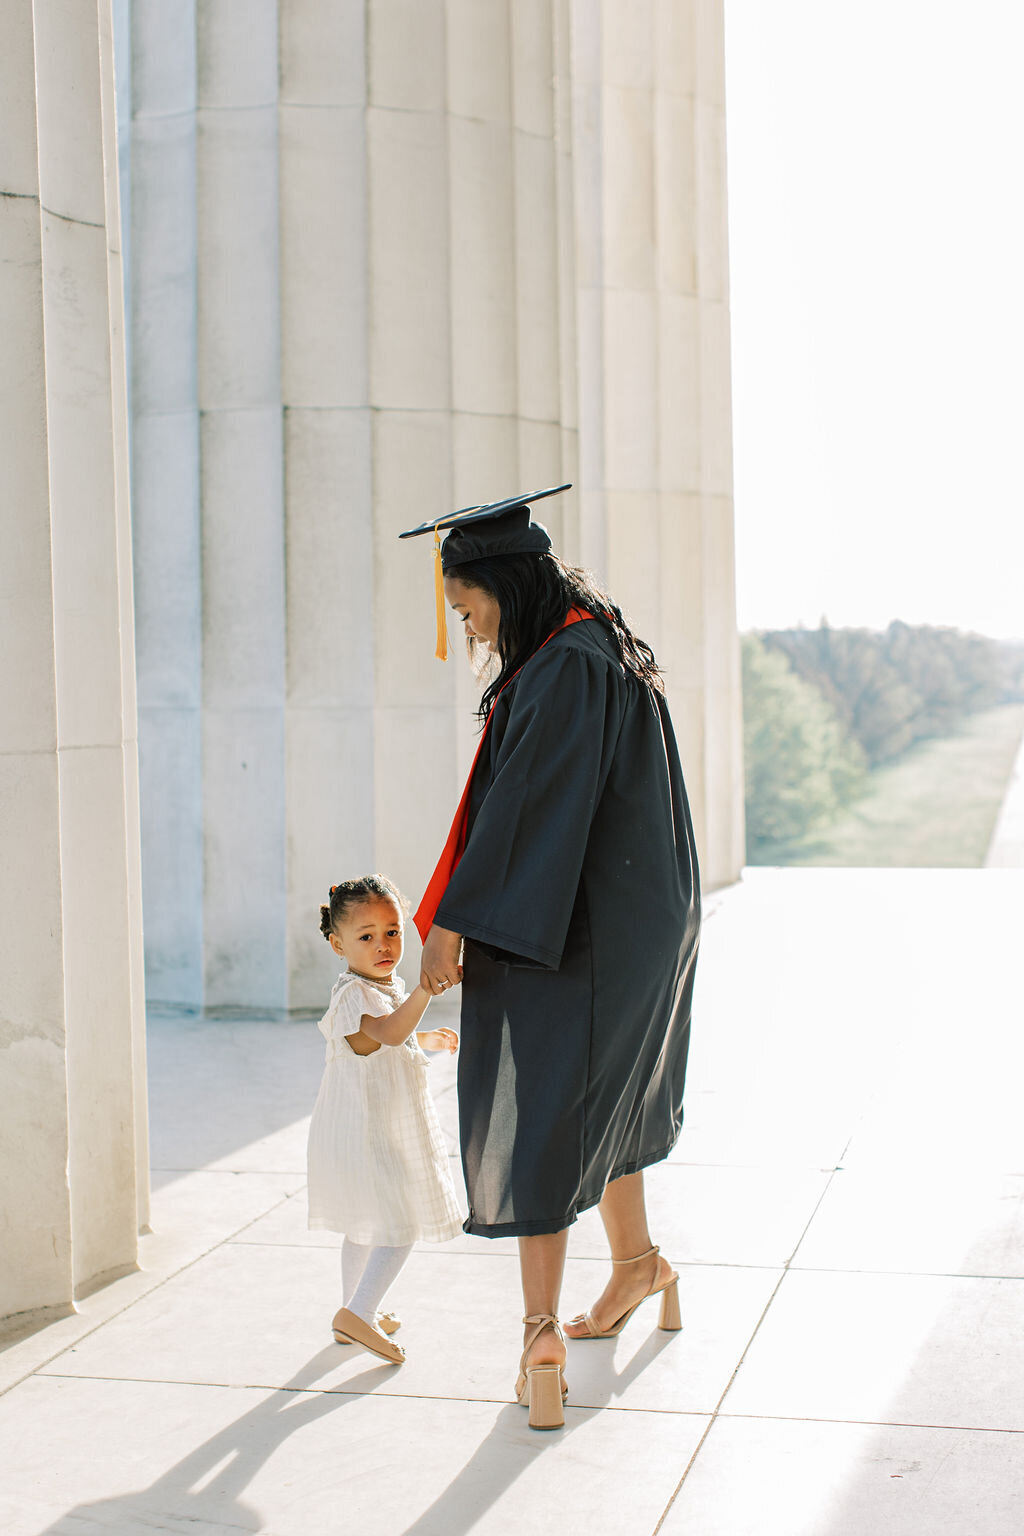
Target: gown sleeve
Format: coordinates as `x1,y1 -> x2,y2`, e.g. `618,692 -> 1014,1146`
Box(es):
435,641 -> 622,969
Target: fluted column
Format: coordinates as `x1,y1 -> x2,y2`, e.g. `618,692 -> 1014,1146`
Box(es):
365,0 -> 460,931
197,0 -> 286,1007
0,0 -> 144,1321
128,1 -> 204,1009
570,0 -> 744,888
510,0 -> 570,498
692,0 -> 745,885
119,0 -> 743,1022
279,1 -> 374,1007
100,0 -> 150,1232
280,0 -> 582,1009
0,0 -> 71,1323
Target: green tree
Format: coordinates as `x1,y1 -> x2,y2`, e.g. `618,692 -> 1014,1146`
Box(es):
762,622 -> 1021,765
764,625 -> 920,763
743,634 -> 867,854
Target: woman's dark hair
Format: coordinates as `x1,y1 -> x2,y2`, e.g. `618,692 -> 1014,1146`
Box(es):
446,551 -> 663,721
319,874 -> 408,940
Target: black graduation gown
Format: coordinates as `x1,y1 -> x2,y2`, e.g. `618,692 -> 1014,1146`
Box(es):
435,619 -> 701,1238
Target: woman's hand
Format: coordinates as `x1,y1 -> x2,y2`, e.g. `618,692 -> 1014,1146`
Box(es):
417,1027 -> 459,1055
420,924 -> 464,996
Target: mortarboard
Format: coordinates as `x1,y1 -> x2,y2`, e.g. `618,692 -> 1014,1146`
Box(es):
399,483 -> 571,659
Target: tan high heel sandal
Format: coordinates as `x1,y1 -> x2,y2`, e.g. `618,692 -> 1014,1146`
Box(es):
566,1245 -> 682,1339
514,1314 -> 568,1430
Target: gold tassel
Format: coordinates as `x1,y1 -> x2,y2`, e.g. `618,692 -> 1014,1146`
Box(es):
433,525 -> 448,661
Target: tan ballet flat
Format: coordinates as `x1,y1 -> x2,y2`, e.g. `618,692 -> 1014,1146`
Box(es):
514,1314 -> 568,1430
331,1306 -> 405,1364
332,1310 -> 401,1344
566,1245 -> 682,1339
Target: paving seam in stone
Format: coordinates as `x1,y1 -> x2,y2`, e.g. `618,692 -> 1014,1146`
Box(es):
786,1266 -> 1024,1280
0,1190 -> 300,1401
224,1241 -> 799,1274
32,1372 -> 716,1417
650,1160 -> 848,1534
713,1411 -> 1024,1434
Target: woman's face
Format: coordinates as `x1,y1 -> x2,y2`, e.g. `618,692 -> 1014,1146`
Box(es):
445,576 -> 501,649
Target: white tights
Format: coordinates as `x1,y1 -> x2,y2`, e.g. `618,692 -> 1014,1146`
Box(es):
341,1238 -> 413,1325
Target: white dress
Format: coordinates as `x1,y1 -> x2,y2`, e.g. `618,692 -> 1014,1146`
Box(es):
306,972 -> 464,1245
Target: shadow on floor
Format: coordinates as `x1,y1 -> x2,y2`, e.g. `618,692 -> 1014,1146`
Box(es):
34,1346 -> 388,1534
400,1328 -> 679,1536
33,1328 -> 681,1536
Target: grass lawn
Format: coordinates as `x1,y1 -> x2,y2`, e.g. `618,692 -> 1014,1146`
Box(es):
750,702 -> 1024,868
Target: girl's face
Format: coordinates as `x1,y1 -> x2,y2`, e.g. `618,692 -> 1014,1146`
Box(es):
445,576 -> 501,649
329,897 -> 404,981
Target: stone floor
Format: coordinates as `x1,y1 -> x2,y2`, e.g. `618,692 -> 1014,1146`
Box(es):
2,868 -> 1024,1535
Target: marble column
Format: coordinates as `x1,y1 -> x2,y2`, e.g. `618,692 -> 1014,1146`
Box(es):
279,0 -> 585,1009
127,1 -> 204,1010
0,0 -> 144,1322
100,0 -> 150,1233
128,2 -> 288,1012
121,0 -> 743,1022
691,0 -> 745,887
197,0 -> 286,1008
570,0 -> 744,888
278,0 -> 375,1008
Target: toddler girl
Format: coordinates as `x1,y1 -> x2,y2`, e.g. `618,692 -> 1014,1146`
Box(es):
307,874 -> 463,1364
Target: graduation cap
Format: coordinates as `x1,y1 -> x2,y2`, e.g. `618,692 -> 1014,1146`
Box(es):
399,483 -> 571,659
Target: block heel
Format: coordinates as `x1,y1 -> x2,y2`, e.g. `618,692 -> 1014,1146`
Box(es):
514,1314 -> 568,1430
566,1245 -> 681,1339
521,1364 -> 566,1429
658,1277 -> 682,1331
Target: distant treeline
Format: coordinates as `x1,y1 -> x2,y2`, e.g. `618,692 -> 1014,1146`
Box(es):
742,622 -> 1024,854
760,622 -> 1024,766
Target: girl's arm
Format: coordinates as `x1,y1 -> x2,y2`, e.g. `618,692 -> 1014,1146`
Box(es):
358,984 -> 433,1048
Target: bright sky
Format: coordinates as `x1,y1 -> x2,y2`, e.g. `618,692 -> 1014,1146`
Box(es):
724,0 -> 1024,639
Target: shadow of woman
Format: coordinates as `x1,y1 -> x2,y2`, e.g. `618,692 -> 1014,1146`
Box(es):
400,1325 -> 679,1536
35,1346 -> 396,1534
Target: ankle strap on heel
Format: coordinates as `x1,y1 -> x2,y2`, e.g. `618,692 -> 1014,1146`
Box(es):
611,1244 -> 659,1266
520,1313 -> 565,1374
522,1313 -> 563,1338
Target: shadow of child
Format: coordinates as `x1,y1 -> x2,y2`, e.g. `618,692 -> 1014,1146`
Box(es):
34,1346 -> 393,1534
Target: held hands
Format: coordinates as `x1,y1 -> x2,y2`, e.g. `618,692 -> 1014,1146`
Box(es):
420,923 -> 464,997
418,1027 -> 459,1056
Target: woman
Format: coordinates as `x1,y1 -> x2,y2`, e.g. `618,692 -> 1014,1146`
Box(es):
404,487 -> 701,1428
